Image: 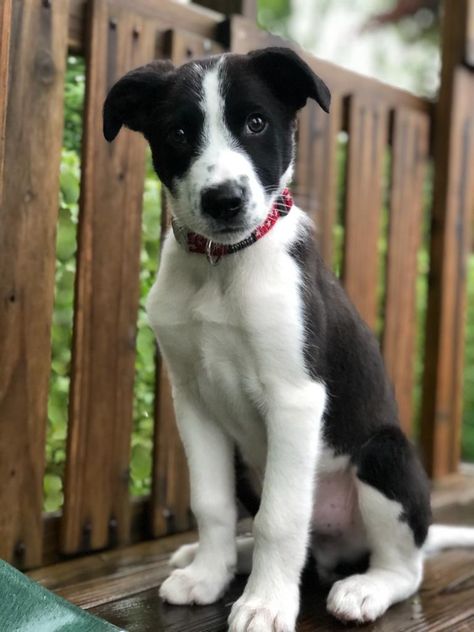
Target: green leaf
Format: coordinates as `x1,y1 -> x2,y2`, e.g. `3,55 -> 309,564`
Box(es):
130,444 -> 152,482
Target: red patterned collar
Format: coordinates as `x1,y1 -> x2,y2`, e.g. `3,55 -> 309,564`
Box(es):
171,188 -> 293,265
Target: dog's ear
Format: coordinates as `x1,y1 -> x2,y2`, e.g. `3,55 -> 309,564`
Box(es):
103,60 -> 175,142
247,47 -> 330,114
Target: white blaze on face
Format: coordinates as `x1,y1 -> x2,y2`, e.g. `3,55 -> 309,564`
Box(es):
173,59 -> 269,239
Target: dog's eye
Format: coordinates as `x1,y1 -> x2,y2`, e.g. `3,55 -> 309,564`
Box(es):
246,114 -> 267,135
168,127 -> 187,146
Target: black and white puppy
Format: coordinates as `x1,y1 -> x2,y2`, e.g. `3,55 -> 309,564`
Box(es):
104,48 -> 474,631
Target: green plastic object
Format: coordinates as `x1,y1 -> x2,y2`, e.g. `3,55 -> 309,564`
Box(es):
0,560 -> 123,632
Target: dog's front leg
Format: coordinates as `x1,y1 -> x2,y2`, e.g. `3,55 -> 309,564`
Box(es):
229,382 -> 326,632
159,384 -> 237,605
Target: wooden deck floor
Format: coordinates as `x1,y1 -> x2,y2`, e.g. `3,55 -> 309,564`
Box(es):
29,478 -> 474,631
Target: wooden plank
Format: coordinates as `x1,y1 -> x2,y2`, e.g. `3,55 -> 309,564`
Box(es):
431,469 -> 474,511
0,0 -> 69,568
31,529 -> 195,593
68,0 -> 223,53
466,0 -> 474,66
42,498 -> 150,567
150,31 -> 224,539
228,16 -> 432,117
62,0 -> 158,555
27,496 -> 474,631
152,359 -> 192,537
420,0 -> 474,481
165,28 -> 224,65
293,99 -> 341,265
87,546 -> 474,632
0,0 -> 12,199
196,0 -> 257,19
33,532 -> 197,610
31,521 -> 252,605
421,68 -> 474,478
39,536 -> 474,632
382,109 -> 430,436
342,96 -> 389,329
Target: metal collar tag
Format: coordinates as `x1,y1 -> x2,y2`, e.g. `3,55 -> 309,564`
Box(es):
205,240 -> 221,265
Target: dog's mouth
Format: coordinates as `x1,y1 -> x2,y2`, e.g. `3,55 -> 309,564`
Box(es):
213,225 -> 248,235
204,212 -> 254,240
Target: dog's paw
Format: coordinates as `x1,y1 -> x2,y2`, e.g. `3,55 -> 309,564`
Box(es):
228,589 -> 298,632
169,542 -> 199,569
326,574 -> 390,623
159,563 -> 232,605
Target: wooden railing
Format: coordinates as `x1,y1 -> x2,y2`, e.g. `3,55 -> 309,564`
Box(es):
0,0 -> 473,571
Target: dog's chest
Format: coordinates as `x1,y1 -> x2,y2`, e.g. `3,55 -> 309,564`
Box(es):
152,274 -> 268,465
147,232 -> 308,468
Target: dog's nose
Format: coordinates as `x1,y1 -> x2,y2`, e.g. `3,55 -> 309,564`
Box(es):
201,183 -> 244,220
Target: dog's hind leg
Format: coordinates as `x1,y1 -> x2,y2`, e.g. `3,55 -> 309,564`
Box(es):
170,535 -> 254,574
327,425 -> 431,624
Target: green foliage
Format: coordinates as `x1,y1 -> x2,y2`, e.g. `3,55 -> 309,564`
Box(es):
63,57 -> 86,152
46,147 -> 80,513
130,156 -> 161,497
258,0 -> 291,34
45,57 -> 85,513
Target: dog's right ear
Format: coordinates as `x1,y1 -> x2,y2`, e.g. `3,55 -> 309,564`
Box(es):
103,60 -> 175,142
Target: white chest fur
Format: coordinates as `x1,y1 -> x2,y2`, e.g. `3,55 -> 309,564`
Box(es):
146,208 -> 313,472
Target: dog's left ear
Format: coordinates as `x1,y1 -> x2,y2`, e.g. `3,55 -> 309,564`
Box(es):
103,60 -> 175,142
248,47 -> 331,114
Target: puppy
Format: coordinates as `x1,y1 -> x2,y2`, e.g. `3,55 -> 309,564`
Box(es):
103,47 -> 474,631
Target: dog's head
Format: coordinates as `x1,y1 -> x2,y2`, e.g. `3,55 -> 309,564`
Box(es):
103,47 -> 330,242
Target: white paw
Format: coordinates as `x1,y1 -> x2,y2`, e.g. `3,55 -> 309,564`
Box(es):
326,574 -> 390,623
228,588 -> 299,632
159,563 -> 232,605
169,542 -> 199,569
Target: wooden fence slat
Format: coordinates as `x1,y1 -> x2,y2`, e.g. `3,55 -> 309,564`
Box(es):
151,188 -> 191,537
152,356 -> 192,537
195,0 -> 257,19
382,109 -> 430,436
0,0 -> 12,198
421,68 -> 474,477
0,0 -> 69,567
342,96 -> 389,330
293,99 -> 341,265
68,0 -> 223,53
62,0 -> 158,554
150,30 -> 224,539
467,0 -> 474,66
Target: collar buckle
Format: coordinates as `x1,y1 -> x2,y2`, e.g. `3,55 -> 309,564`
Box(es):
205,239 -> 221,265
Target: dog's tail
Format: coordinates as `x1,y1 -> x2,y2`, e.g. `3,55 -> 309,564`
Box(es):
424,524 -> 474,554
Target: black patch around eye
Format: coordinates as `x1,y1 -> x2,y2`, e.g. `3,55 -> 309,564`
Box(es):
144,58 -> 220,191
221,61 -> 294,191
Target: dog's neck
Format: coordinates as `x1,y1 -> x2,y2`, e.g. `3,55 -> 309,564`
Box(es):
170,189 -> 293,265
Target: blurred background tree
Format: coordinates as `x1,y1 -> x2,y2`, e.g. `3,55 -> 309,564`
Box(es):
259,0 -> 441,96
